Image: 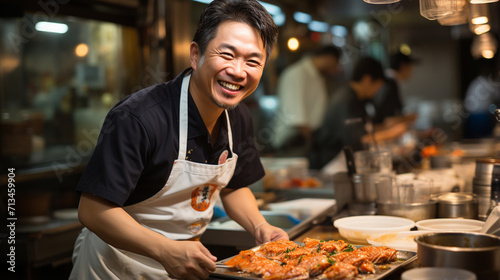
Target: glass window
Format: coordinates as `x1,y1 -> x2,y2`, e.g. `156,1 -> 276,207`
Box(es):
0,14 -> 141,171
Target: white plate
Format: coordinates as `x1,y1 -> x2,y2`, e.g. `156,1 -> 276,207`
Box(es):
334,215 -> 415,244
415,218 -> 484,232
367,231 -> 433,251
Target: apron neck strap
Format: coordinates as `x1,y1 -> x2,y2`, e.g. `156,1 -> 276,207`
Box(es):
178,74 -> 234,161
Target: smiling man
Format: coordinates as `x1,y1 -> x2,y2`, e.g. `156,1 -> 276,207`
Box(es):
69,1 -> 283,279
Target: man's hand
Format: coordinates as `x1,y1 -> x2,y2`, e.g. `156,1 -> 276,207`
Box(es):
253,222 -> 289,245
159,240 -> 217,280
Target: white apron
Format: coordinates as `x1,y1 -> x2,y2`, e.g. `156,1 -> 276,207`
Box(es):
70,74 -> 238,280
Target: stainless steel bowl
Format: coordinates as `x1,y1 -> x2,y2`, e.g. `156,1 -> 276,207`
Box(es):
377,200 -> 436,221
415,232 -> 500,280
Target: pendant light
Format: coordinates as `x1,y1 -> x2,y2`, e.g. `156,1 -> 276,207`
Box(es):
470,3 -> 489,25
471,32 -> 498,59
469,3 -> 491,34
438,0 -> 469,25
364,0 -> 401,3
420,0 -> 461,20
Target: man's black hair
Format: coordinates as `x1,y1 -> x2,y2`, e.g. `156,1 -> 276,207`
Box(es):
192,0 -> 278,61
313,45 -> 342,59
351,56 -> 385,82
390,52 -> 417,71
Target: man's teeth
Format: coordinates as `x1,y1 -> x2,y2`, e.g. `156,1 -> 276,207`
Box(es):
219,81 -> 240,91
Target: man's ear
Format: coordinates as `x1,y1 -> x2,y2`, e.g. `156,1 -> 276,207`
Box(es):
190,42 -> 201,70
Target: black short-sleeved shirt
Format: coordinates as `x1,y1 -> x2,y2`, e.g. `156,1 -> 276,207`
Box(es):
76,69 -> 265,206
373,77 -> 402,124
308,86 -> 368,169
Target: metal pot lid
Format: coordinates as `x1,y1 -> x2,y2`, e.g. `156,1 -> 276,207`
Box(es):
476,158 -> 500,165
434,192 -> 477,204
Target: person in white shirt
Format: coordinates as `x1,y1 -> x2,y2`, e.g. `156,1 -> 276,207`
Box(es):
272,46 -> 342,156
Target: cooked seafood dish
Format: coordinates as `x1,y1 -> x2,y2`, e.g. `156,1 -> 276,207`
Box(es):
224,238 -> 398,279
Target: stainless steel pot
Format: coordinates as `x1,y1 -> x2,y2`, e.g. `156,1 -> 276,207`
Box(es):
377,201 -> 436,221
352,173 -> 379,202
434,192 -> 478,219
415,232 -> 500,280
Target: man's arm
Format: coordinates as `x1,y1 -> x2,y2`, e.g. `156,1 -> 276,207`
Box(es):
78,192 -> 217,279
220,187 -> 288,244
362,113 -> 417,143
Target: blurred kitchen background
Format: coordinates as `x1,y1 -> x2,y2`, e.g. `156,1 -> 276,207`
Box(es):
0,0 -> 499,278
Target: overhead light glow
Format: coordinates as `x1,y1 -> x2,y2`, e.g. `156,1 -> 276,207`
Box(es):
332,36 -> 346,47
35,21 -> 68,34
400,44 -> 412,55
293,12 -> 312,24
472,16 -> 488,25
482,50 -> 495,59
308,21 -> 329,33
287,37 -> 299,51
75,43 -> 89,57
331,25 -> 348,37
259,96 -> 278,110
272,13 -> 286,27
474,24 -> 490,35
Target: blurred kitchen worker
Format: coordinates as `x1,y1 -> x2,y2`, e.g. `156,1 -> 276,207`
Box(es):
272,45 -> 342,156
308,57 -> 409,171
464,57 -> 500,138
373,51 -> 418,124
69,1 -> 285,279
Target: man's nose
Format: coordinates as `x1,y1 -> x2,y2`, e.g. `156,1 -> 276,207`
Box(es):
226,60 -> 246,79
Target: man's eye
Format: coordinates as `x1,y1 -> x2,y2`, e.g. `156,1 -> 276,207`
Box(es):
221,52 -> 233,58
247,60 -> 261,67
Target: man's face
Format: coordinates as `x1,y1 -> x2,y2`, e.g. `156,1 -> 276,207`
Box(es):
323,55 -> 340,76
361,76 -> 384,100
190,21 -> 266,110
399,63 -> 414,81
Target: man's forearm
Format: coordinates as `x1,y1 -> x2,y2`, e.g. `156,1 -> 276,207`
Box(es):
220,187 -> 266,235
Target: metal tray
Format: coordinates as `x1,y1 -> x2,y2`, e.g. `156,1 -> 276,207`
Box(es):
210,249 -> 417,280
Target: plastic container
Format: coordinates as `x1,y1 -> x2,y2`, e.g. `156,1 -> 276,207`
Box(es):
353,150 -> 392,174
368,231 -> 433,251
333,215 -> 414,244
415,218 -> 484,232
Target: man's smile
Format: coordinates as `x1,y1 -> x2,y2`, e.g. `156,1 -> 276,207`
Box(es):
218,80 -> 242,92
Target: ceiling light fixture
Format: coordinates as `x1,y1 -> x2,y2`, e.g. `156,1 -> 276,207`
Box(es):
308,21 -> 329,33
35,21 -> 68,34
293,12 -> 312,24
471,32 -> 497,59
470,3 -> 489,24
473,24 -> 491,35
420,0 -> 461,20
437,0 -> 468,26
363,0 -> 401,3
